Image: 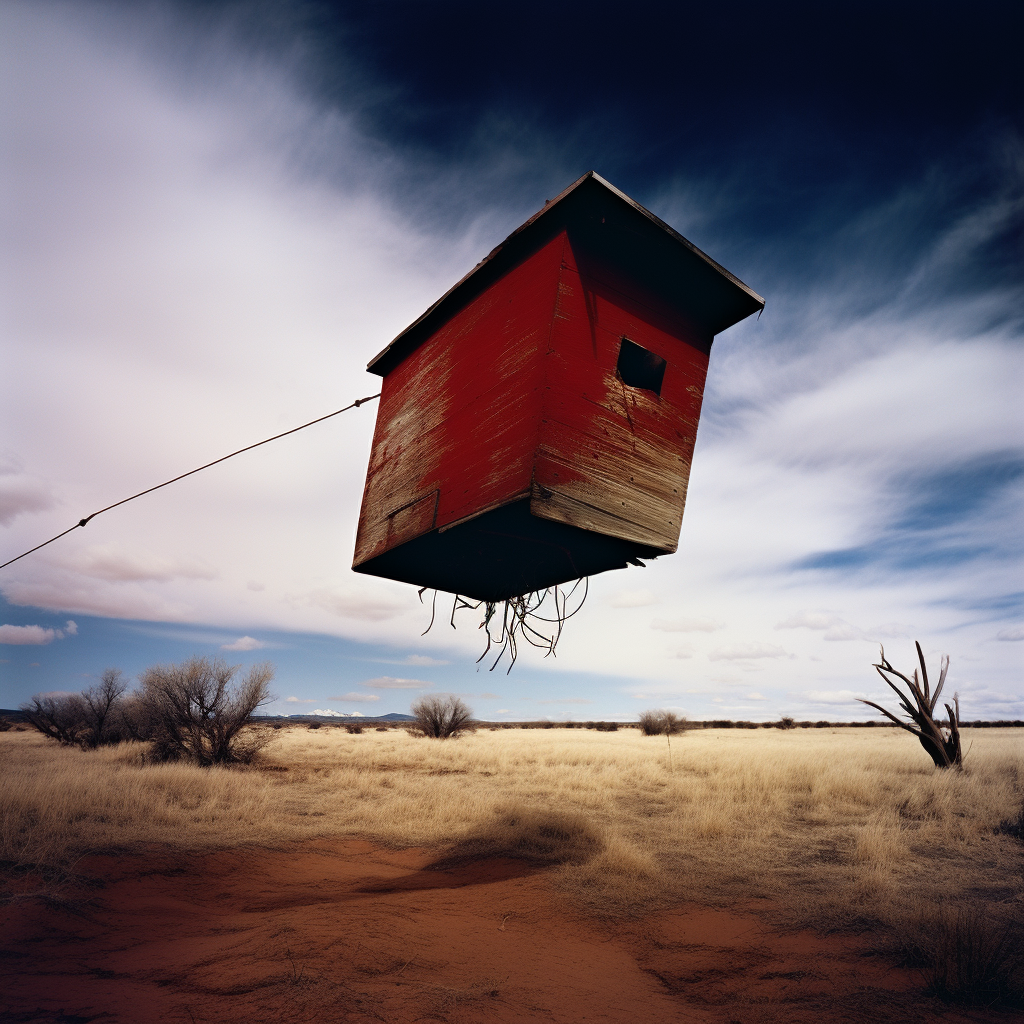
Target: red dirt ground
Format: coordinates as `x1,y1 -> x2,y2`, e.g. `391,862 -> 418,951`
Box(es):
0,841 -> 1009,1023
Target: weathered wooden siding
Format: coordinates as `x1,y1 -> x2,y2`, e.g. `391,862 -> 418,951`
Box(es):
532,235 -> 711,552
352,234 -> 563,568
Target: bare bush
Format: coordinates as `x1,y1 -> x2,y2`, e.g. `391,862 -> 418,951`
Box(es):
138,657 -> 275,765
638,710 -> 685,736
411,694 -> 474,739
21,692 -> 88,746
22,668 -> 139,749
860,642 -> 962,768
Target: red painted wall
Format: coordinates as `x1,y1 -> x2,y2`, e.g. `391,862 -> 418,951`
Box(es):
353,233 -> 565,567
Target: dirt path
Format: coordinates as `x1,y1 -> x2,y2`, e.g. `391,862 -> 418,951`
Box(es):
0,841 -> 1004,1023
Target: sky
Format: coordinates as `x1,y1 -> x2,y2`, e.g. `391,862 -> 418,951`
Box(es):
1,0 -> 1022,721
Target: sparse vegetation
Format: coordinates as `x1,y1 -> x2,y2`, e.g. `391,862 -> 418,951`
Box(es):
638,710 -> 685,737
3,725 -> 1020,934
411,694 -> 474,739
21,668 -> 133,749
860,642 -> 963,768
138,656 -> 275,765
894,906 -> 1024,1007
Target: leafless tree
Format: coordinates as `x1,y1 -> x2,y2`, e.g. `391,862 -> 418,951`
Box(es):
79,668 -> 131,747
21,692 -> 89,746
860,642 -> 962,769
411,694 -> 474,739
139,656 -> 275,765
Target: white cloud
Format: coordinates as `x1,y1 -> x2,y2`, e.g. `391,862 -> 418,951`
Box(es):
822,623 -> 865,641
651,617 -> 723,633
64,545 -> 217,583
537,698 -> 593,704
708,643 -> 789,661
221,635 -> 266,651
362,676 -> 429,689
609,589 -> 657,608
326,692 -> 381,702
285,696 -> 317,704
0,619 -> 78,644
311,590 -> 411,622
0,464 -> 55,526
745,692 -> 768,700
776,611 -> 844,630
774,613 -> 913,642
0,624 -> 58,645
996,626 -> 1024,641
400,654 -> 450,666
801,689 -> 871,706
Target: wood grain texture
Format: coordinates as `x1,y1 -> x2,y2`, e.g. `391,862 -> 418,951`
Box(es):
354,227 -> 715,594
353,234 -> 563,567
532,234 -> 710,552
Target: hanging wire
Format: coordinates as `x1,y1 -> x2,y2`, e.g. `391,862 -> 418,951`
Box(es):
0,393 -> 381,571
420,577 -> 589,672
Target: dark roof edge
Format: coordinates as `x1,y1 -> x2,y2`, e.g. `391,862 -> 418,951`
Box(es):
367,171 -> 765,374
586,172 -> 765,309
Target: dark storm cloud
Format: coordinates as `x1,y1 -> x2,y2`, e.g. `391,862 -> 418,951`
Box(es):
161,1 -> 1023,309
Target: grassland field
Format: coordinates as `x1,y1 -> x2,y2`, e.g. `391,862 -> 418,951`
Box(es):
4,723 -> 1021,932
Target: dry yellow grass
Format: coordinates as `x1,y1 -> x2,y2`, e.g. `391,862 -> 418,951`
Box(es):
2,724 -> 1021,929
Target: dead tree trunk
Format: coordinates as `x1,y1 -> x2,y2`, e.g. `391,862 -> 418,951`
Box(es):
860,642 -> 962,769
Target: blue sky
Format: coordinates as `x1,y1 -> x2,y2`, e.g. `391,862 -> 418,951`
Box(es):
1,1 -> 1022,720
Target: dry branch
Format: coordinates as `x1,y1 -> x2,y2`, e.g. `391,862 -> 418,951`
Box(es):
860,642 -> 962,768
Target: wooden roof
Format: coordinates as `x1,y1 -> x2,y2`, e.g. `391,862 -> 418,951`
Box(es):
368,171 -> 764,377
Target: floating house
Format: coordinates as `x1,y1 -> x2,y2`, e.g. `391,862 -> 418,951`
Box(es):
352,172 -> 763,601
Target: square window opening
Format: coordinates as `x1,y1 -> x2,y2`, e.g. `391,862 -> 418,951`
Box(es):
617,338 -> 666,395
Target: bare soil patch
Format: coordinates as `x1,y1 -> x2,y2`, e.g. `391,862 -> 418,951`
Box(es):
1,840 -> 1010,1024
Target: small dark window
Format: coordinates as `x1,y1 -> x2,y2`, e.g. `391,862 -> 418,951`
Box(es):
617,338 -> 666,395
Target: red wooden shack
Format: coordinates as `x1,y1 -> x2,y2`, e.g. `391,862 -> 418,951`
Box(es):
352,172 -> 763,602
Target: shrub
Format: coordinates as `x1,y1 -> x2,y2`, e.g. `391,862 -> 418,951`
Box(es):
308,721 -> 321,729
777,716 -> 796,730
896,907 -> 1023,1007
345,723 -> 364,734
375,725 -> 389,732
411,694 -> 474,739
138,656 -> 275,765
996,805 -> 1024,843
639,710 -> 686,736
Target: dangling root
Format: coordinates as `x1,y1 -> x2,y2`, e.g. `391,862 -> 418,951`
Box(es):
418,579 -> 589,672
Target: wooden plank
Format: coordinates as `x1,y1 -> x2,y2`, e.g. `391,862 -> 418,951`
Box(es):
531,235 -> 710,553
530,479 -> 678,552
353,234 -> 565,568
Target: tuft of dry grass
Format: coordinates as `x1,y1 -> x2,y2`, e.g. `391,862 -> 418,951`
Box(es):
2,726 -> 1021,930
892,906 -> 1024,1007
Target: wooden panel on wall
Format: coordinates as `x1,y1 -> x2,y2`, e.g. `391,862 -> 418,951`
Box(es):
353,233 -> 566,567
534,235 -> 710,552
